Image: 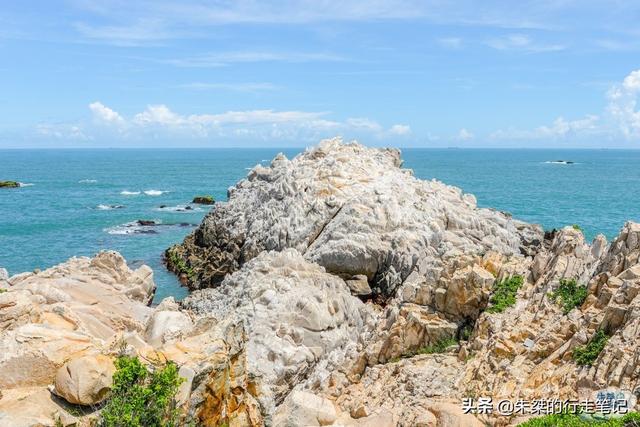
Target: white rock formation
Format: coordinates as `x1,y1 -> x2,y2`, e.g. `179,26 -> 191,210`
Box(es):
180,248 -> 376,425
169,138 -> 542,295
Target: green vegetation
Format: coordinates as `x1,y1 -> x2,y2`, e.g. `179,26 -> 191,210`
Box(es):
166,247 -> 195,281
99,356 -> 184,427
572,224 -> 583,231
0,288 -> 6,293
518,412 -> 640,426
0,180 -> 20,188
486,275 -> 524,313
573,329 -> 609,366
551,278 -> 588,314
192,195 -> 215,205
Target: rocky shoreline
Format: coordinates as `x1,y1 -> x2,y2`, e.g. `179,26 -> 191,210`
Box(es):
2,138 -> 640,426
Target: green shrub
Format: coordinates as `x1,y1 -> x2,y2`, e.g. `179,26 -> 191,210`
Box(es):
572,224 -> 583,231
0,288 -> 6,293
166,247 -> 194,281
551,278 -> 588,314
99,356 -> 184,427
518,411 -> 640,426
573,330 -> 609,366
486,275 -> 524,313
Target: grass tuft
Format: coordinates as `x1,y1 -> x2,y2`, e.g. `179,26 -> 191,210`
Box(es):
518,411 -> 640,426
573,329 -> 609,366
486,275 -> 524,314
550,278 -> 588,314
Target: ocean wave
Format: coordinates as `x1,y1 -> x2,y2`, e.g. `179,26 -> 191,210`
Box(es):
120,190 -> 141,195
154,204 -> 202,213
105,220 -> 196,235
79,179 -> 97,184
144,190 -> 169,196
544,160 -> 576,165
96,204 -> 125,210
18,182 -> 34,187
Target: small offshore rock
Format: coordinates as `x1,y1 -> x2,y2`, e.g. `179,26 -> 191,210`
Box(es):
0,180 -> 20,188
192,195 -> 215,205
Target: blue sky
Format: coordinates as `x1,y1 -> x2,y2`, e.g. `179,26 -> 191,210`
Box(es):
1,1 -> 639,148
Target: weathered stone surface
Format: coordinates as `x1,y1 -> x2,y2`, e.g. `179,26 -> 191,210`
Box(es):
169,138 -> 542,292
53,355 -> 115,405
273,391 -> 337,426
0,251 -> 156,424
180,249 -> 375,425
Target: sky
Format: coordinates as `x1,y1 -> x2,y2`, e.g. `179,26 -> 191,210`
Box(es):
0,0 -> 639,148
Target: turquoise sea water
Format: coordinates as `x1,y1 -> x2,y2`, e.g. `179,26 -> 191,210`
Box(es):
1,148 -> 639,302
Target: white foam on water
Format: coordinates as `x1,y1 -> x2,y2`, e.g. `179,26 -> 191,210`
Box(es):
144,190 -> 168,196
120,190 -> 141,195
79,179 -> 97,183
96,204 -> 125,210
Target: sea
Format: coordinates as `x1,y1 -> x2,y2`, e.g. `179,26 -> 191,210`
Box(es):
2,148 -> 639,302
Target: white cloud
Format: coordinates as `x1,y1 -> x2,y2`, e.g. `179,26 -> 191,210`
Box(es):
456,128 -> 474,140
485,34 -> 565,53
36,124 -> 90,140
89,101 -> 125,124
491,115 -> 600,140
490,69 -> 640,143
46,102 -> 411,143
389,124 -> 411,135
606,69 -> 640,138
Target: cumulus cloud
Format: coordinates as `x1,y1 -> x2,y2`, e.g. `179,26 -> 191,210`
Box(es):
89,102 -> 125,124
606,70 -> 640,138
37,102 -> 412,144
492,69 -> 640,143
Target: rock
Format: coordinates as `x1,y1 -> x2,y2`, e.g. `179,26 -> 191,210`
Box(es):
0,268 -> 8,290
273,391 -> 337,426
169,138 -> 542,291
144,298 -> 193,346
53,355 -> 115,405
0,251 -> 156,424
0,180 -> 20,188
137,219 -> 157,226
181,249 -> 375,424
351,404 -> 371,418
346,274 -> 372,296
192,195 -> 215,205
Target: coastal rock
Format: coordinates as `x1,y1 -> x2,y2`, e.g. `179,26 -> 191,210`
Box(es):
0,268 -> 8,290
0,251 -> 156,424
169,138 -> 543,291
53,355 -> 115,405
180,249 -> 376,425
